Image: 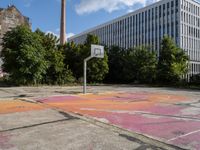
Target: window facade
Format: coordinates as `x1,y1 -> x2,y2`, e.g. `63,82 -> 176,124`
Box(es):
69,0 -> 200,80
180,0 -> 200,78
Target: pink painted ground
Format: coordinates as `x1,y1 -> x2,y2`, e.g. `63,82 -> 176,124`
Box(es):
38,92 -> 200,150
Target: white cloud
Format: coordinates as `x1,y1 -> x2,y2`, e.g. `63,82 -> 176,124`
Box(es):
46,31 -> 59,38
127,9 -> 134,13
66,33 -> 75,40
46,31 -> 75,42
75,0 -> 160,15
23,0 -> 33,7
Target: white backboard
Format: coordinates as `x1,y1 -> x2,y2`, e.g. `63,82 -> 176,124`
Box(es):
91,44 -> 104,58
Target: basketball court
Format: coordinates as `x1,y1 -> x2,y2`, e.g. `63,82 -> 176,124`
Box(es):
0,86 -> 199,149
37,90 -> 200,150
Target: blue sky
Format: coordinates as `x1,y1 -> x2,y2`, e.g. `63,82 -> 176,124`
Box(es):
1,0 -> 199,40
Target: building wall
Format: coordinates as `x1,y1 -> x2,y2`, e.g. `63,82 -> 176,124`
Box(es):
69,0 -> 200,79
180,0 -> 200,77
69,0 -> 179,51
0,5 -> 30,69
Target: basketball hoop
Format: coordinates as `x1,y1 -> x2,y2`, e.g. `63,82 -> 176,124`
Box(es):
83,44 -> 104,94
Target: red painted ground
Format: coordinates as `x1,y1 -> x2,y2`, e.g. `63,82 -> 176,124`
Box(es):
38,92 -> 200,150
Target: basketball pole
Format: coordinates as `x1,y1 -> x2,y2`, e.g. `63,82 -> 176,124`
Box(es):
83,56 -> 92,94
83,44 -> 104,94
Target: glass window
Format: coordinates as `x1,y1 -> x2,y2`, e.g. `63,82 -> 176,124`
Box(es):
155,7 -> 158,19
163,4 -> 166,17
176,0 -> 178,7
152,8 -> 154,20
142,12 -> 144,23
159,5 -> 161,18
148,10 -> 150,20
171,22 -> 174,37
171,1 -> 174,7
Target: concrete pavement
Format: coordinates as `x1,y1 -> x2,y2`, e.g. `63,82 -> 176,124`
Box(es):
37,90 -> 200,150
0,99 -> 177,150
0,85 -> 199,100
1,85 -> 199,149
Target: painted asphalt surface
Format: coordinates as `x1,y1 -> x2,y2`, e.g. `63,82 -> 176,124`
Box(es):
1,103 -> 156,150
0,99 -> 178,150
0,86 -> 199,149
37,91 -> 200,150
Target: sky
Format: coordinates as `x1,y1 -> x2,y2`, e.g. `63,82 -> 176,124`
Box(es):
0,0 -> 199,40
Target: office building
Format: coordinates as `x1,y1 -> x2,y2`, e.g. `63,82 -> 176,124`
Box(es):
69,0 -> 200,79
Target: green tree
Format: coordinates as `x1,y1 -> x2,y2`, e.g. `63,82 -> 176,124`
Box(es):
190,74 -> 200,85
64,34 -> 109,83
35,29 -> 75,84
105,46 -> 133,83
131,46 -> 157,83
83,35 -> 109,82
44,49 -> 75,84
35,29 -> 60,50
1,25 -> 48,85
106,46 -> 157,84
63,42 -> 82,79
157,36 -> 188,83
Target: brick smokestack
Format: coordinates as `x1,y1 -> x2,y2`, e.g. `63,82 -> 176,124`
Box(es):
60,0 -> 66,45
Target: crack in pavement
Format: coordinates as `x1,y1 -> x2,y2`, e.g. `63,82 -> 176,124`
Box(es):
0,118 -> 78,133
0,110 -> 78,133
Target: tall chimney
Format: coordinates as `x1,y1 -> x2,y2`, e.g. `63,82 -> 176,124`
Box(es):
60,0 -> 66,45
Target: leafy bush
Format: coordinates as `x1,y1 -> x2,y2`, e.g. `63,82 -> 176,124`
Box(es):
105,46 -> 157,84
0,27 -> 189,86
131,46 -> 157,83
0,26 -> 75,85
190,74 -> 200,85
105,46 -> 133,83
157,36 -> 188,84
35,29 -> 75,84
64,34 -> 109,83
1,26 -> 48,85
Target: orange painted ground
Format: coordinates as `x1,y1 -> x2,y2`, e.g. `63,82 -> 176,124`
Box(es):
0,100 -> 45,114
39,92 -> 188,114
